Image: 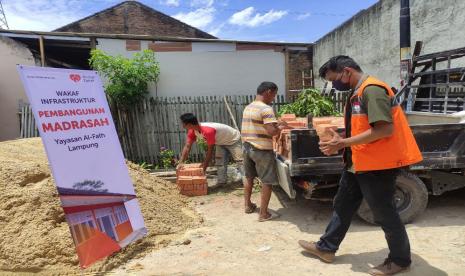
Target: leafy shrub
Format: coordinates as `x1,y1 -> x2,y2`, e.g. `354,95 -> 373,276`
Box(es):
89,49 -> 160,106
159,147 -> 176,169
278,88 -> 340,117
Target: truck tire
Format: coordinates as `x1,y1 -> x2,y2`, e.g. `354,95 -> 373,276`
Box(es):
357,171 -> 428,225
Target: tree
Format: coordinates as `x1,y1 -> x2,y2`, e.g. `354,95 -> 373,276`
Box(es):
73,180 -> 108,193
89,49 -> 160,106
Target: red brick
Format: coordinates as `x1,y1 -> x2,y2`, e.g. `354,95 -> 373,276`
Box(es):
287,121 -> 306,129
313,117 -> 333,127
296,117 -> 308,127
177,167 -> 204,176
330,117 -> 345,128
177,176 -> 192,185
280,114 -> 297,122
316,124 -> 338,142
126,40 -> 141,51
183,183 -> 207,196
183,163 -> 202,168
192,176 -> 207,185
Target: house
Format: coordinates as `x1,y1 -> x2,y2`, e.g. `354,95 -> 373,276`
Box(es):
0,1 -> 313,141
58,187 -> 145,268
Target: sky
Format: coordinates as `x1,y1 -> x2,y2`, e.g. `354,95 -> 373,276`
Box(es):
2,0 -> 379,42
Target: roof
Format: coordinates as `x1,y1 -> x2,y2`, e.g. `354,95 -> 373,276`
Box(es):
0,29 -> 312,47
57,186 -> 135,197
53,1 -> 216,39
57,187 -> 137,208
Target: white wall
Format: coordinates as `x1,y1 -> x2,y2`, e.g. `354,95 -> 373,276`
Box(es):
0,37 -> 36,141
97,38 -> 286,97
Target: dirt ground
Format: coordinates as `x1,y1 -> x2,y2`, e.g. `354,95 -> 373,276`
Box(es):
0,138 -> 202,274
112,183 -> 465,276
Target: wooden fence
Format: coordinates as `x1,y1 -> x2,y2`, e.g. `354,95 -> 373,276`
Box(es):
19,104 -> 39,138
18,91 -> 348,165
109,94 -> 290,164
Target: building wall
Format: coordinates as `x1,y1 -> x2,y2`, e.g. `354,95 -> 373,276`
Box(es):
288,49 -> 313,98
313,0 -> 465,89
97,38 -> 287,97
0,37 -> 36,141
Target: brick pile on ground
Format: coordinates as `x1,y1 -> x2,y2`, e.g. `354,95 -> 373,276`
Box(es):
177,164 -> 208,196
0,138 -> 202,275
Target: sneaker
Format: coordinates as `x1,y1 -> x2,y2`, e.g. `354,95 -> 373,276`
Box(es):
368,259 -> 410,275
298,240 -> 335,263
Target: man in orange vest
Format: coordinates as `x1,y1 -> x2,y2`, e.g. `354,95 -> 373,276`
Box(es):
298,56 -> 422,275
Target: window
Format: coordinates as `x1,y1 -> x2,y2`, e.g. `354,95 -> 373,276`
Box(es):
114,205 -> 129,224
67,211 -> 97,245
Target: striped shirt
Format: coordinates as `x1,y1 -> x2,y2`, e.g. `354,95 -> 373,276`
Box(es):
241,100 -> 277,150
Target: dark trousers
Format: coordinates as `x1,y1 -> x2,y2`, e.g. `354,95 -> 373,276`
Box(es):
316,169 -> 411,267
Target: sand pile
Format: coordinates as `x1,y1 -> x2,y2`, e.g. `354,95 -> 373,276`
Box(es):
0,138 -> 202,274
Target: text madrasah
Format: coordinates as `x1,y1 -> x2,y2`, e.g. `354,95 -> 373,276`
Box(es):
41,118 -> 110,132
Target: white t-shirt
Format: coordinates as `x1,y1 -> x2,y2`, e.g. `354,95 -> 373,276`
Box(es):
187,122 -> 240,146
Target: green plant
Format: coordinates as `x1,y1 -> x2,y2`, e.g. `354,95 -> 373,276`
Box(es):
89,49 -> 160,106
159,146 -> 176,169
139,162 -> 154,171
196,137 -> 208,152
278,88 -> 340,117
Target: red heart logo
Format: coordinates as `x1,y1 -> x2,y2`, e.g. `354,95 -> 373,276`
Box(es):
69,74 -> 81,82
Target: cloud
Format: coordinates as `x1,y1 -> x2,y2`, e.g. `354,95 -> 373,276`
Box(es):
208,23 -> 225,37
190,0 -> 214,7
228,7 -> 287,27
173,7 -> 216,29
297,12 -> 311,20
161,0 -> 181,7
2,0 -> 89,31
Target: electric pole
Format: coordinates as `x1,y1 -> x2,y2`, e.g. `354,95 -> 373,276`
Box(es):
0,0 -> 9,29
399,0 -> 411,86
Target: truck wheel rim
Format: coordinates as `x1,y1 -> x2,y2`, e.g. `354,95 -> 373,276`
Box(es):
394,186 -> 411,211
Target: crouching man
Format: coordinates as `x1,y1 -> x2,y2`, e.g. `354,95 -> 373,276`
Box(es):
178,113 -> 242,186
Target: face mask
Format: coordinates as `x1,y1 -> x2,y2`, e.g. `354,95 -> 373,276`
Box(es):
332,79 -> 351,91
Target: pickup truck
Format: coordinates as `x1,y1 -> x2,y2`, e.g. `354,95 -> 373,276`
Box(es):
275,45 -> 465,224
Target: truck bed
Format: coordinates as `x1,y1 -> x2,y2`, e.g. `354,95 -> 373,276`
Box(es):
284,122 -> 465,176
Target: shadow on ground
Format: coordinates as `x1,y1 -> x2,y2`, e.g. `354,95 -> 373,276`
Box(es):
271,184 -> 465,234
300,249 -> 448,276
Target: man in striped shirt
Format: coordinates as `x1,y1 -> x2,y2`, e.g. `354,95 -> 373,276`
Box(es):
241,81 -> 287,221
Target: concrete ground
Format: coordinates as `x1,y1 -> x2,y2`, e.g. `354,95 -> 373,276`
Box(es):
113,183 -> 465,276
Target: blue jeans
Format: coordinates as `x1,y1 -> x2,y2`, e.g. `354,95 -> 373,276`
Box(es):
215,140 -> 243,184
317,169 -> 411,267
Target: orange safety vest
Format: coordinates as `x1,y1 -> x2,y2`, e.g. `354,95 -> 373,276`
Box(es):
349,76 -> 423,172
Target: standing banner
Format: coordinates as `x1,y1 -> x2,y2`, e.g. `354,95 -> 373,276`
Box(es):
17,66 -> 147,268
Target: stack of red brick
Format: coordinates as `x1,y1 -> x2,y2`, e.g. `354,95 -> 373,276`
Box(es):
273,114 -> 308,159
176,163 -> 208,196
273,114 -> 345,159
313,117 -> 345,142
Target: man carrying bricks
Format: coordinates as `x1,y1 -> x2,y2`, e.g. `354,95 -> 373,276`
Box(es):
178,113 -> 242,186
298,56 -> 422,275
242,81 -> 287,221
